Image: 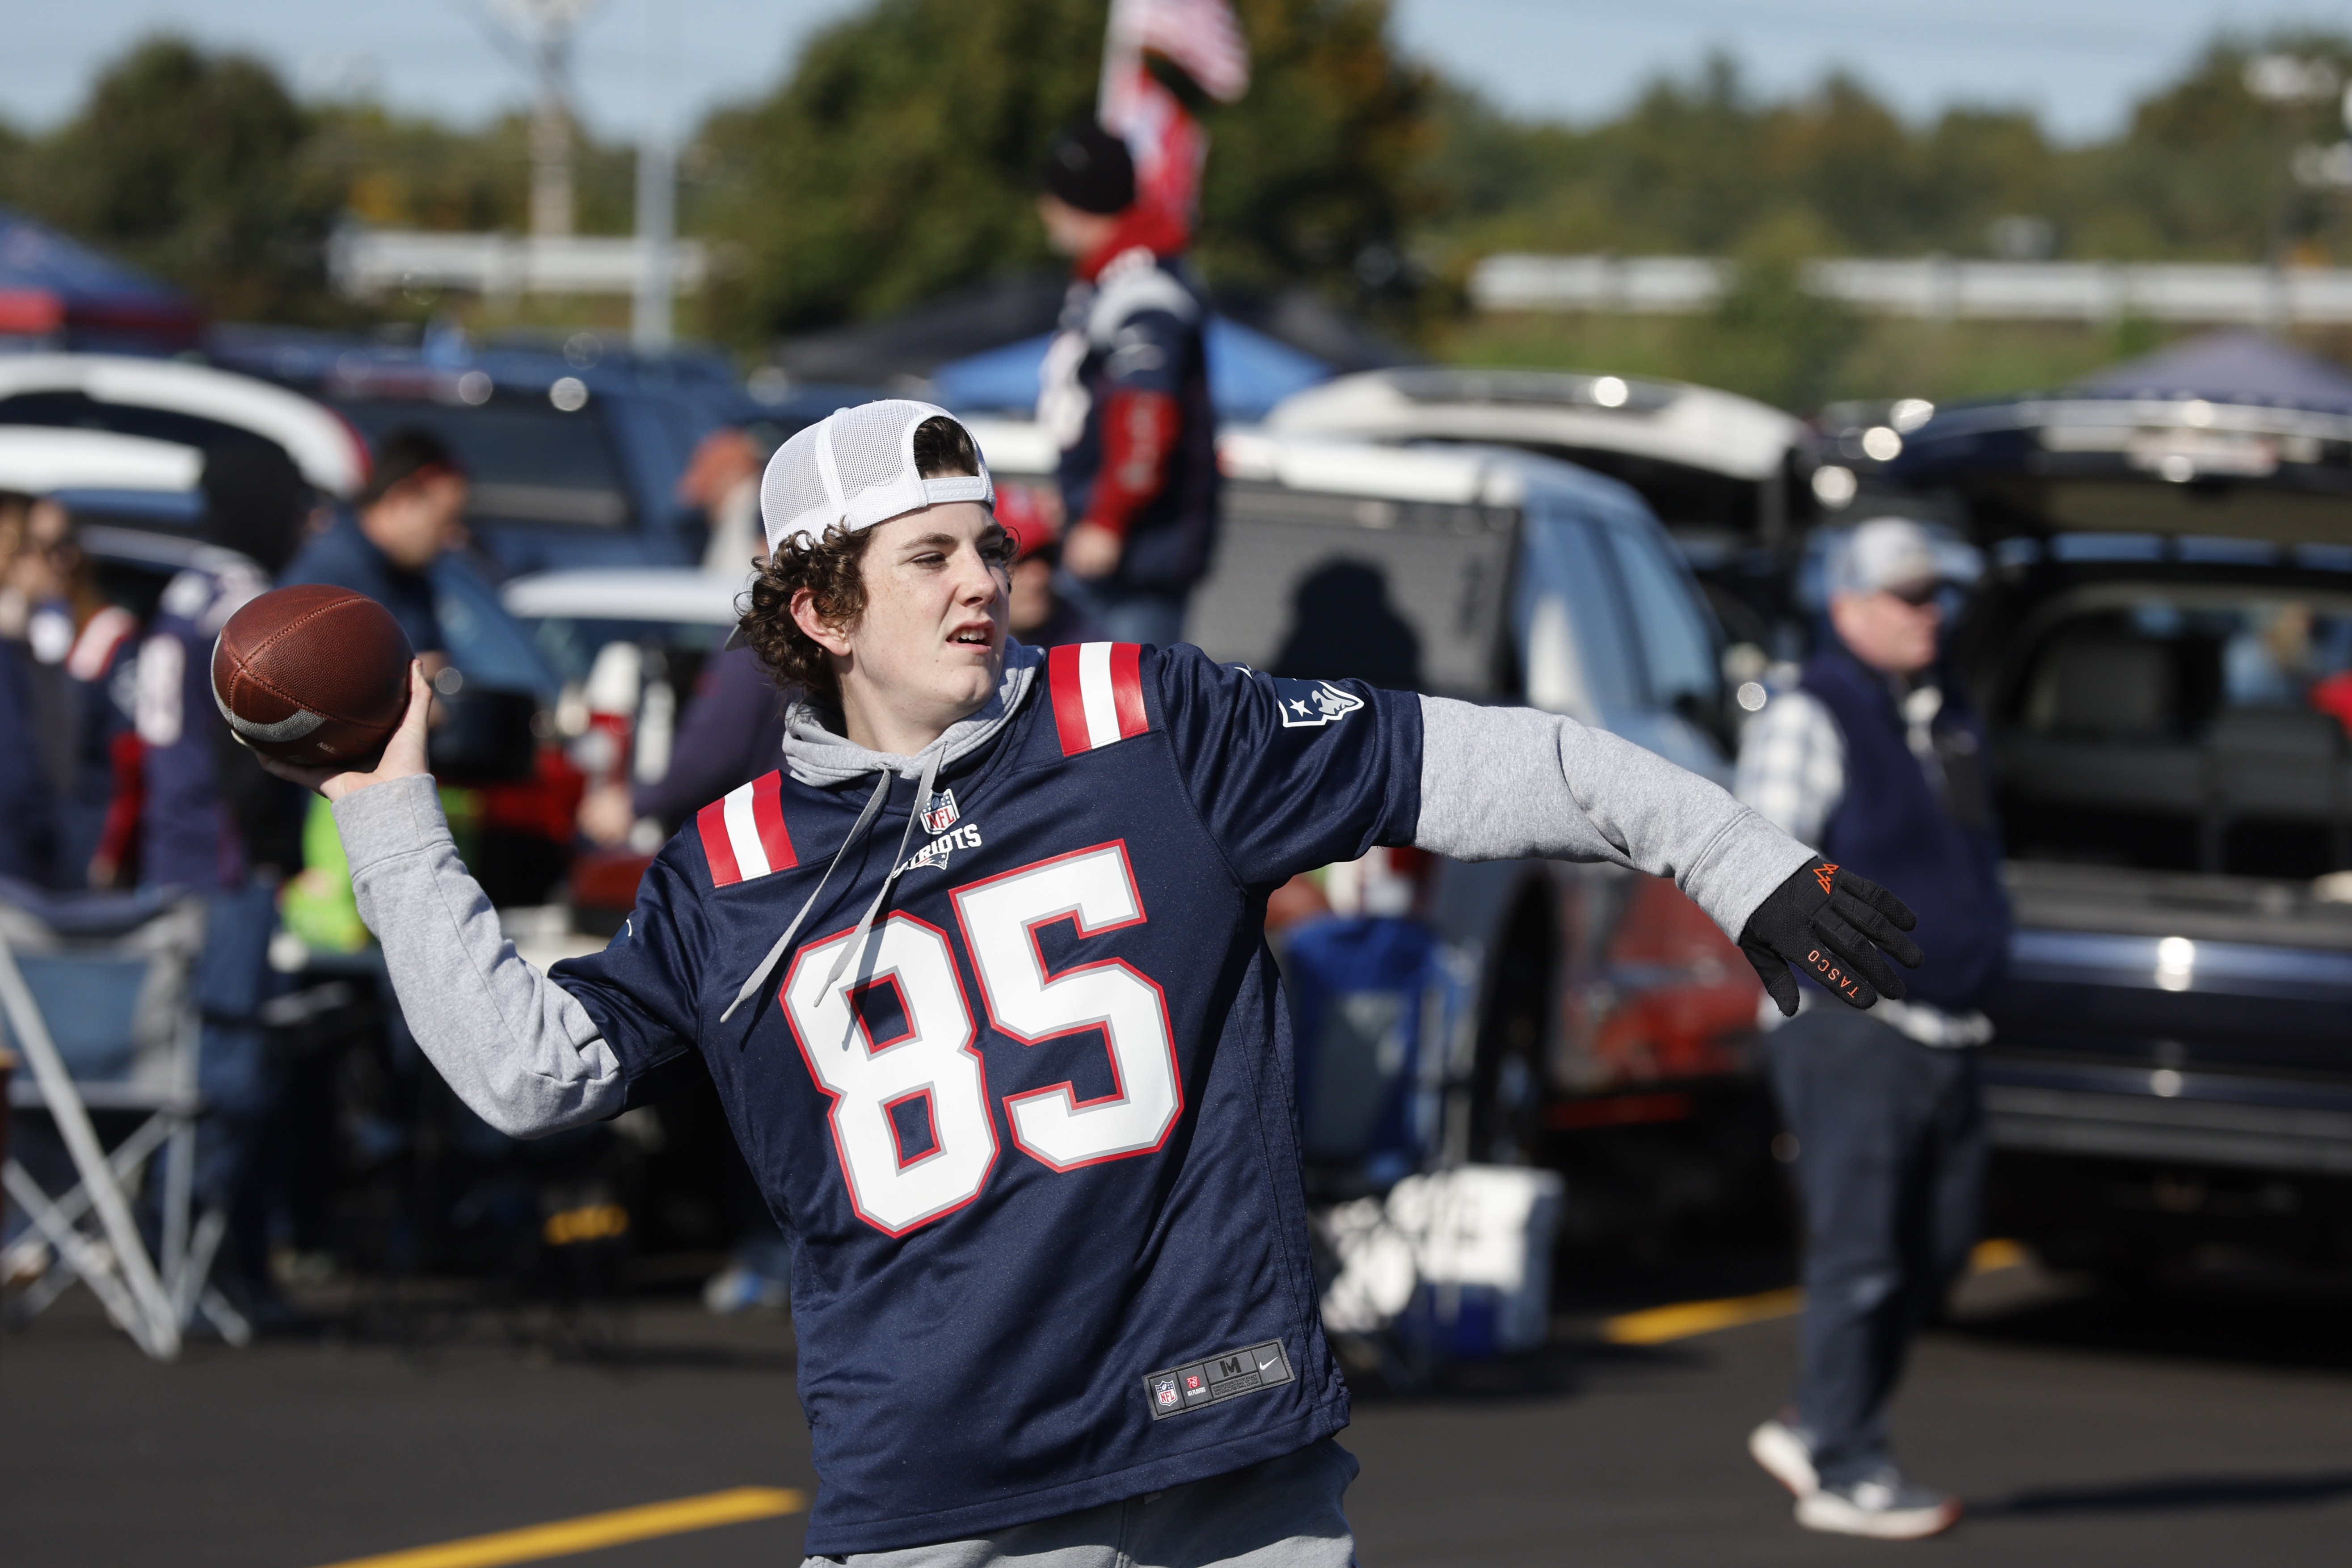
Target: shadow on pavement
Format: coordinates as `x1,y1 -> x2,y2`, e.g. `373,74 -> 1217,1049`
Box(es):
1974,1470 -> 2352,1518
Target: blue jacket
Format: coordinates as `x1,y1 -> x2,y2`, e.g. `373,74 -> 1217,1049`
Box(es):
137,558 -> 271,893
1801,642 -> 2011,1010
0,638 -> 59,885
280,512 -> 443,656
550,644 -> 1420,1554
1042,249 -> 1220,593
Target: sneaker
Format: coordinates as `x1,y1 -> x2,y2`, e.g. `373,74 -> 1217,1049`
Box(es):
702,1263 -> 791,1316
1795,1467 -> 1961,1540
1749,1418 -> 1819,1496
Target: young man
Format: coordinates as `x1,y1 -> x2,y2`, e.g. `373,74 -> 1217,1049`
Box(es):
270,400 -> 1920,1564
1737,518 -> 2010,1541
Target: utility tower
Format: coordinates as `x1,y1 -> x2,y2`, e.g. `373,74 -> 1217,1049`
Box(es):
497,0 -> 596,240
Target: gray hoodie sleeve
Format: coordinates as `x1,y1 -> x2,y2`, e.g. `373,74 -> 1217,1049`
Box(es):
1414,696 -> 1815,940
333,775 -> 627,1138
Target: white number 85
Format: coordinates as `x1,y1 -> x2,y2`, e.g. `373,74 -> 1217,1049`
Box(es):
781,843 -> 1181,1236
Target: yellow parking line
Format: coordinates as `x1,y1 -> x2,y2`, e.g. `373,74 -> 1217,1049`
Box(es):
312,1486 -> 808,1568
1603,1287 -> 1802,1345
1971,1236 -> 2028,1273
1600,1239 -> 2029,1346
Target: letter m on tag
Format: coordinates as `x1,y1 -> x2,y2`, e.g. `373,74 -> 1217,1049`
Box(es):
1217,1353 -> 1248,1379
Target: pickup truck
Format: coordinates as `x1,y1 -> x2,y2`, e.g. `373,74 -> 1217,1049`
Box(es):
1889,381 -> 2352,1277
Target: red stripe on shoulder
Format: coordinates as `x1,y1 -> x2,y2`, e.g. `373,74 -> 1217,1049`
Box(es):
1047,643 -> 1091,757
697,798 -> 743,886
750,771 -> 796,870
1109,642 -> 1148,738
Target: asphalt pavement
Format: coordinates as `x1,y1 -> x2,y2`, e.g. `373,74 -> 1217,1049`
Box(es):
5,1253 -> 2352,1566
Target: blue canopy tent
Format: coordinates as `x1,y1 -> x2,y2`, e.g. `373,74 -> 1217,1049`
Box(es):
2074,329 -> 2352,411
0,207 -> 202,355
930,315 -> 1331,423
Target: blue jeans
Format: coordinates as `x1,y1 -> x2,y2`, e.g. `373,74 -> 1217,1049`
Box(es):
1764,1008 -> 1984,1487
1055,576 -> 1190,649
194,883 -> 288,1298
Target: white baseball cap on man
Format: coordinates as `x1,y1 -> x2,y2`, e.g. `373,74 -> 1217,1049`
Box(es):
759,399 -> 995,556
1827,517 -> 1963,599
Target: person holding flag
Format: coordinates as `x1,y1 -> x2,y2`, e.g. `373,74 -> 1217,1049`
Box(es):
1035,121 -> 1217,651
1034,0 -> 1248,651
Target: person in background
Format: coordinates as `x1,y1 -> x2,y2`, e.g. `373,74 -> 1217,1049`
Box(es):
5,498 -> 141,889
1035,121 -> 1218,649
682,424 -> 767,576
1735,517 -> 2010,1542
999,482 -> 1102,649
280,426 -> 467,659
0,492 -> 59,885
137,442 -> 314,1325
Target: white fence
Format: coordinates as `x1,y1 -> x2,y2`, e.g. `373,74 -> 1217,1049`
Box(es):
329,229 -> 709,301
1470,253 -> 2352,325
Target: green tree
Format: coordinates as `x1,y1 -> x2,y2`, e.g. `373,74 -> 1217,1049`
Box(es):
693,0 -> 1431,344
19,37 -> 345,322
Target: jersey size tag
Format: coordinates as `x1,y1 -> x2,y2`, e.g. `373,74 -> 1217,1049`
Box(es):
1143,1340 -> 1294,1420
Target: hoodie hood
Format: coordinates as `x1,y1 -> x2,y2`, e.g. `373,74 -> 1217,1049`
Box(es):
779,641 -> 1042,788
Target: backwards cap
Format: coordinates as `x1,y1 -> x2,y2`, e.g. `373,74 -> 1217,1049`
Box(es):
759,399 -> 994,555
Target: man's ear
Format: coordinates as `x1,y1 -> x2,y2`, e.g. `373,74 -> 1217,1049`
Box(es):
790,586 -> 856,658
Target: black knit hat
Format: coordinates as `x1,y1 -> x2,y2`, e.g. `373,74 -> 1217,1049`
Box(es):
1041,122 -> 1135,215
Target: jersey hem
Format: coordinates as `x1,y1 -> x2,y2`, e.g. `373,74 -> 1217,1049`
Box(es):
798,1395 -> 1349,1557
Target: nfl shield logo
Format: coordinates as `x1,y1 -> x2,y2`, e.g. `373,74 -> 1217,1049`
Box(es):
920,789 -> 960,835
1155,1378 -> 1179,1408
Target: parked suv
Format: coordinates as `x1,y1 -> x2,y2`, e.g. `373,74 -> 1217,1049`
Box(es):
1890,386 -> 2352,1276
1264,366 -> 1810,649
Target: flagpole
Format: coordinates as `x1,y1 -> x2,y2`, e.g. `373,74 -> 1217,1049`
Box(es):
632,0 -> 676,352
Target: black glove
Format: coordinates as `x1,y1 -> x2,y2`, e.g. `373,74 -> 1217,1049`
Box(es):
1738,859 -> 1924,1017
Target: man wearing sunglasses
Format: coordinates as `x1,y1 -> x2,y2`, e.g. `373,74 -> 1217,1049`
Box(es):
1734,517 -> 2011,1541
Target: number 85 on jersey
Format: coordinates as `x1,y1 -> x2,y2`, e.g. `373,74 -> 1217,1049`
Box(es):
780,843 -> 1183,1236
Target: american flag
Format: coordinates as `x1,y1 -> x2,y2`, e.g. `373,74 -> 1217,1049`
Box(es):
1104,0 -> 1251,105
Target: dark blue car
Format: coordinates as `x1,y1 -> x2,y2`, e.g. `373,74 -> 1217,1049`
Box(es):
208,326 -> 874,574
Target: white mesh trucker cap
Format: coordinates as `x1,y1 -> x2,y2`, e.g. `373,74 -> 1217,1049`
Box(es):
759,398 -> 995,555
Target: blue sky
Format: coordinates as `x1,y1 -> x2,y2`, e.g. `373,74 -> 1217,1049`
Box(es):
2,1 -> 2346,143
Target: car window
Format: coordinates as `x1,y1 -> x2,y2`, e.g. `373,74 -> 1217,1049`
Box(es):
337,397 -> 632,530
1518,505 -> 1641,714
2001,586 -> 2352,877
434,556 -> 562,699
1602,519 -> 1722,713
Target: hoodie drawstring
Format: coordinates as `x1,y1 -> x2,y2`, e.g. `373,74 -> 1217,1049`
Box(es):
822,751 -> 939,998
719,771 -> 893,1024
718,749 -> 942,1029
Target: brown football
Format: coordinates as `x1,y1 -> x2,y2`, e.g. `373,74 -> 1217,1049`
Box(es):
210,585 -> 415,767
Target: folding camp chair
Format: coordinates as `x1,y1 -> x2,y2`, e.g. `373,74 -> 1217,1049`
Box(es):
0,880 -> 246,1359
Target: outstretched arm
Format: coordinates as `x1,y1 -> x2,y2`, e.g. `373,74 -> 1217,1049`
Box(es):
1411,697 -> 1920,1014
260,665 -> 626,1137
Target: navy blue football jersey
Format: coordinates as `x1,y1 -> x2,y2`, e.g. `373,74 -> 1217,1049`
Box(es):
550,642 -> 1422,1555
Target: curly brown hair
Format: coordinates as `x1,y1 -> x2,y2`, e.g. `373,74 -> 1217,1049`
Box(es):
738,415 -> 1007,703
